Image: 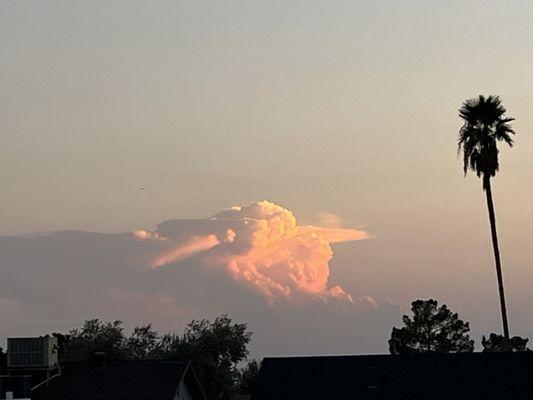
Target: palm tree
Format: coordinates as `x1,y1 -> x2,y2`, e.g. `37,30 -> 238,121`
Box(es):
458,94 -> 515,342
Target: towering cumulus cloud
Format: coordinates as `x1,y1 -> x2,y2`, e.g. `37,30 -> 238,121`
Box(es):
142,201 -> 369,304
0,200 -> 393,354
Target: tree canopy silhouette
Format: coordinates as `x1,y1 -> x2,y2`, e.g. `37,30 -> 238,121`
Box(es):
124,324 -> 159,360
458,94 -> 515,341
236,359 -> 262,395
56,319 -> 126,361
389,299 -> 474,354
154,315 -> 252,400
53,315 -> 253,400
482,333 -> 530,352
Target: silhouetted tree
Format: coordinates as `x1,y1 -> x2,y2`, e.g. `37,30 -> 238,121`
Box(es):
124,324 -> 159,360
237,359 -> 261,395
60,319 -> 126,361
482,333 -> 530,352
50,315 -> 253,398
458,95 -> 516,341
56,321 -> 163,361
154,315 -> 252,400
389,299 -> 474,354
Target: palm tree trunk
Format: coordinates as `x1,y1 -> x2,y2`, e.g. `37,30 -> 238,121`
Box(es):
484,175 -> 510,341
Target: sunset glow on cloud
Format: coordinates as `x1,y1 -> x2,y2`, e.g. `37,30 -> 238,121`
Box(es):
148,235 -> 220,268
144,201 -> 370,304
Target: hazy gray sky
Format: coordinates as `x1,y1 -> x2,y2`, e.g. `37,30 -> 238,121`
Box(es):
1,1 -> 533,353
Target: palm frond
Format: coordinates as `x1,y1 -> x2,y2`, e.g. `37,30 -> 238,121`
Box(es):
457,95 -> 515,185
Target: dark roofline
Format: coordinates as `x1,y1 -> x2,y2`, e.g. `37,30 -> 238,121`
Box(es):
30,359 -> 208,400
253,352 -> 533,400
179,361 -> 207,400
262,351 -> 533,361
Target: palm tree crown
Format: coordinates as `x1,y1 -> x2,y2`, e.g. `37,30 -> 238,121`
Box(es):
458,95 -> 515,189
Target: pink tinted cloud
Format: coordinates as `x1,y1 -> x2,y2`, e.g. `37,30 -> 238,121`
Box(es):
147,201 -> 371,305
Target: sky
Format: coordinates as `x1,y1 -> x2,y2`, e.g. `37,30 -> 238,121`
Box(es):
1,1 -> 533,355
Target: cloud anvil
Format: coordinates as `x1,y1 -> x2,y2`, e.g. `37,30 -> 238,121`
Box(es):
139,201 -> 369,303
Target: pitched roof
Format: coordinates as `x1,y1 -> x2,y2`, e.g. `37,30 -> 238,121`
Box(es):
252,352 -> 533,400
32,359 -> 206,400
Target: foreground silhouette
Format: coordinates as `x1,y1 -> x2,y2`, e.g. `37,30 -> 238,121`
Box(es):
458,95 -> 516,341
482,333 -> 530,352
389,299 -> 474,354
53,316 -> 253,400
252,352 -> 533,400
